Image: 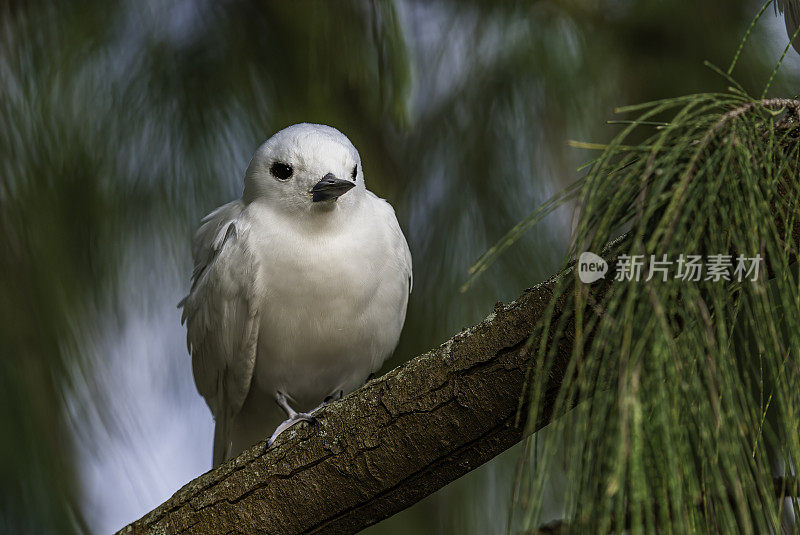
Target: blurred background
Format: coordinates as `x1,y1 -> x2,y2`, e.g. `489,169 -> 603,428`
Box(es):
2,0 -> 799,533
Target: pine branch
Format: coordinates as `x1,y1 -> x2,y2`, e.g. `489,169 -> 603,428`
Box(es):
117,261 -> 608,535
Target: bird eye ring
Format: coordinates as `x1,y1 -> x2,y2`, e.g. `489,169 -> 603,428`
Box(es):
270,162 -> 293,180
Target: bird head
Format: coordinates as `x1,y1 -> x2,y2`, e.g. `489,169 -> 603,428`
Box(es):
242,123 -> 363,213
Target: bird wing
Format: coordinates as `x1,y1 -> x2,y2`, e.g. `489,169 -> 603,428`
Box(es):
179,200 -> 260,466
375,191 -> 413,294
399,220 -> 413,294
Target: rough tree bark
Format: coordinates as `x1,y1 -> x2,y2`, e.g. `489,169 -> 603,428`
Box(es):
116,261 -> 597,535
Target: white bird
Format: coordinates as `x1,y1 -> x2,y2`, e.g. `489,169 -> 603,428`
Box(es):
179,124 -> 412,467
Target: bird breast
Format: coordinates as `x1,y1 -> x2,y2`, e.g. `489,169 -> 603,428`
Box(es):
246,203 -> 408,410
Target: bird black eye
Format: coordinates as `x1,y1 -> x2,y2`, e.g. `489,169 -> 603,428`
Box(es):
270,162 -> 293,180
351,164 -> 358,181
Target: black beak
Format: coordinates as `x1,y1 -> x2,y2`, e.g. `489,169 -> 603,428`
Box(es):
311,173 -> 356,202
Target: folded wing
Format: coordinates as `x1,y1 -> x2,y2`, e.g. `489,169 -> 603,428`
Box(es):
179,201 -> 260,466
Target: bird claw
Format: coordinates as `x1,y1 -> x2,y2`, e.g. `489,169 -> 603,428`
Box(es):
264,390 -> 344,451
265,412 -> 317,449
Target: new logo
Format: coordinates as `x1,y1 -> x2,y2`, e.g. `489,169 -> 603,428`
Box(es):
578,252 -> 608,283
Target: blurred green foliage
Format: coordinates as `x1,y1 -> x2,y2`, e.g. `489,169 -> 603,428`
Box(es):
513,90 -> 800,532
1,0 -> 797,533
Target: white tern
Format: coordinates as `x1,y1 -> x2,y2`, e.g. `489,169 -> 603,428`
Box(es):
180,124 -> 412,466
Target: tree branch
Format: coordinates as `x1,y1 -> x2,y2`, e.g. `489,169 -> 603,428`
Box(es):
117,262 -> 595,535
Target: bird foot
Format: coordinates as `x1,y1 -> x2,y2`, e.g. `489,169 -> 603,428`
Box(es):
264,390 -> 343,450
266,412 -> 316,448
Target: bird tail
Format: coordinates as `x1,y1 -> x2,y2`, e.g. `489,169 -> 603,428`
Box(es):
212,412 -> 232,467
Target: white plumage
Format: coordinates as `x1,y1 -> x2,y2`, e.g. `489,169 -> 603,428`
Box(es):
180,124 -> 412,466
